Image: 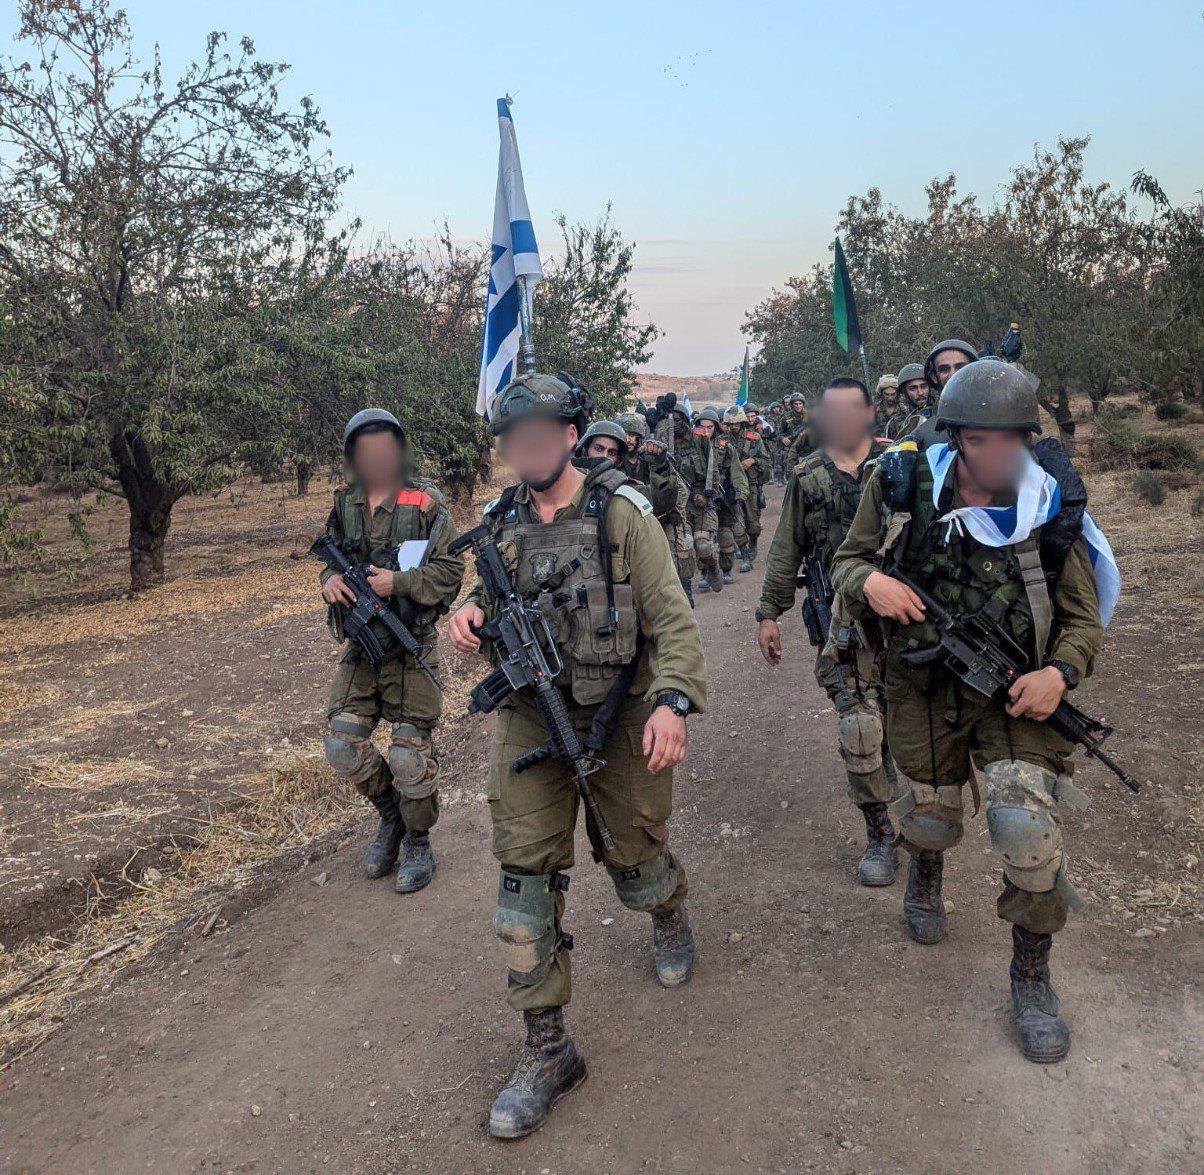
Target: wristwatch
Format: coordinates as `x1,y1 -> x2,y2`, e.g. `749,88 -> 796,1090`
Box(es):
656,690 -> 693,717
1046,659 -> 1080,690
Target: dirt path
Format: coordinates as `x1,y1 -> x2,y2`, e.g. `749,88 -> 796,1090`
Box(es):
1,488 -> 1200,1174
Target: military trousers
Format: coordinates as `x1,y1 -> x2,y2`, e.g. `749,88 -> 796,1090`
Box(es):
884,671 -> 1078,935
325,645 -> 443,831
716,500 -> 748,570
488,697 -> 687,1012
685,497 -> 720,572
661,517 -> 697,591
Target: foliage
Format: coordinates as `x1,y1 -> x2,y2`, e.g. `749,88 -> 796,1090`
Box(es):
1130,470 -> 1166,506
1089,406 -> 1198,472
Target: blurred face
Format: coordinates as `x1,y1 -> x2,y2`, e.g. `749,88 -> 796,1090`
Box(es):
586,435 -> 623,463
350,428 -> 405,487
933,349 -> 972,388
955,428 -> 1028,495
901,378 -> 931,406
696,418 -> 716,438
498,417 -> 578,485
815,385 -> 874,451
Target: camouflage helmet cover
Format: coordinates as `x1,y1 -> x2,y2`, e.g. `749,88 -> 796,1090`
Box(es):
615,411 -> 649,440
876,373 -> 898,392
723,405 -> 748,424
936,358 -> 1041,434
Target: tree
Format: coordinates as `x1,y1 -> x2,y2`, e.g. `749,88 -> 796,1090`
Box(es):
0,0 -> 351,587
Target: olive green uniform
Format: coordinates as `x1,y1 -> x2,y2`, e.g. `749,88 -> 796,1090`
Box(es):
676,432 -> 748,577
831,448 -> 1103,934
727,427 -> 771,545
321,480 -> 464,832
466,465 -> 707,1012
757,444 -> 893,807
713,434 -> 751,567
622,451 -> 696,591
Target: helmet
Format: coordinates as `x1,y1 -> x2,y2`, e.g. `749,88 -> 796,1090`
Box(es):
936,358 -> 1041,434
723,406 -> 748,424
767,400 -> 783,413
696,406 -> 724,426
615,412 -> 649,440
923,338 -> 978,390
786,392 -> 806,406
897,362 -> 925,387
743,401 -> 759,415
489,372 -> 590,436
670,401 -> 693,421
576,418 -> 629,457
876,374 -> 898,392
343,408 -> 404,451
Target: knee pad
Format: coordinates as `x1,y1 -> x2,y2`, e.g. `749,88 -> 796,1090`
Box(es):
894,784 -> 964,852
838,710 -> 884,775
984,760 -> 1062,893
388,722 -> 439,799
324,713 -> 376,780
717,528 -> 736,555
493,870 -> 561,986
607,851 -> 678,913
694,533 -> 715,563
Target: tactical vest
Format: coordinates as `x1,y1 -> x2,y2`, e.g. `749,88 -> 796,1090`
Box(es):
882,454 -> 1054,680
333,477 -> 448,638
488,466 -> 644,707
795,446 -> 880,568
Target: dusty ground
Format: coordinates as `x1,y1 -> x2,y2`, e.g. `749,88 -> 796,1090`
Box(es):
0,453 -> 1202,1172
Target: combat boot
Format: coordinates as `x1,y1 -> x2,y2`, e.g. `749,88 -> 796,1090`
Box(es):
394,830 -> 436,893
857,802 -> 899,887
706,564 -> 723,593
737,548 -> 753,574
722,569 -> 734,585
1010,925 -> 1071,1063
903,850 -> 947,944
748,537 -> 758,562
489,1008 -> 587,1139
651,904 -> 696,987
362,789 -> 404,879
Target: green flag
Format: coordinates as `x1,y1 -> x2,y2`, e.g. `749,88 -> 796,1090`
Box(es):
832,237 -> 863,355
736,346 -> 749,405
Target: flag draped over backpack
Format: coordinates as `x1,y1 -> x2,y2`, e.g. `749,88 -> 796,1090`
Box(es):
736,346 -> 750,406
476,97 -> 543,418
832,237 -> 862,356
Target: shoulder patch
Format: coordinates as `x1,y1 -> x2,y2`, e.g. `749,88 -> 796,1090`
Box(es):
613,484 -> 653,516
396,488 -> 434,510
484,496 -> 501,514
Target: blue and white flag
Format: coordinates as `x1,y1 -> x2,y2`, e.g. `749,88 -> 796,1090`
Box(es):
476,97 -> 543,418
681,394 -> 694,418
927,442 -> 1121,625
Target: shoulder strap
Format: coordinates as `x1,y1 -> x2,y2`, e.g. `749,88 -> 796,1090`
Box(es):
613,483 -> 653,516
1013,536 -> 1053,660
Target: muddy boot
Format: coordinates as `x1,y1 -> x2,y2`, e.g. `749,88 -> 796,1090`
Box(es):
684,581 -> 696,609
722,569 -> 734,585
651,905 -> 696,987
748,537 -> 758,563
489,1008 -> 588,1140
903,850 -> 947,944
737,548 -> 753,574
857,803 -> 899,887
394,830 -> 436,893
706,564 -> 723,593
1010,925 -> 1070,1063
362,789 -> 404,879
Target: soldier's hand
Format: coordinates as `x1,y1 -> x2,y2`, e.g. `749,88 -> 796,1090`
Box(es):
366,565 -> 394,596
690,490 -> 707,509
321,573 -> 355,606
741,457 -> 755,470
1006,666 -> 1066,721
643,707 -> 687,773
863,571 -> 926,623
449,603 -> 486,654
758,619 -> 782,666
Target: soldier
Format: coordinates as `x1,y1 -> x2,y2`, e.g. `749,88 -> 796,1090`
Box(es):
675,403 -> 725,593
755,378 -> 899,885
615,412 -> 697,605
832,360 -> 1107,1064
884,362 -> 933,440
447,372 -> 707,1139
724,405 -> 770,565
319,409 -> 464,893
702,406 -> 752,581
874,374 -> 899,435
765,400 -> 788,484
781,392 -> 815,461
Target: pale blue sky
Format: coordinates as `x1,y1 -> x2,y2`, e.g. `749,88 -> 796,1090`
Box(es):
9,1 -> 1200,373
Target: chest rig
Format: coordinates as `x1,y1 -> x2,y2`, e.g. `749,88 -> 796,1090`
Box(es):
796,448 -> 876,568
334,478 -> 447,636
488,467 -> 641,706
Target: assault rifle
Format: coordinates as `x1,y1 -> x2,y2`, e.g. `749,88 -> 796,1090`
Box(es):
310,534 -> 443,690
796,554 -> 834,648
890,571 -> 1141,793
448,524 -> 618,852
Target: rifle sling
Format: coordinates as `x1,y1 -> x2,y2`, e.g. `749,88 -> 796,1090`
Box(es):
1013,536 -> 1052,661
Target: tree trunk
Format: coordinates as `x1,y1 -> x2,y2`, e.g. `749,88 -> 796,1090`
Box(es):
109,427 -> 177,591
295,461 -> 312,497
1038,385 -> 1076,453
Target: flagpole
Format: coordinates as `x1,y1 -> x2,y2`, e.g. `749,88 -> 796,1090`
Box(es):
857,342 -> 871,390
517,274 -> 537,374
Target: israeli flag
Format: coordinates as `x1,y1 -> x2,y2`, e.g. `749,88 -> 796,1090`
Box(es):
476,97 -> 543,418
927,442 -> 1121,625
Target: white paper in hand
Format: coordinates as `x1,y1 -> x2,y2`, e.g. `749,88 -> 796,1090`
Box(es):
396,540 -> 430,571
